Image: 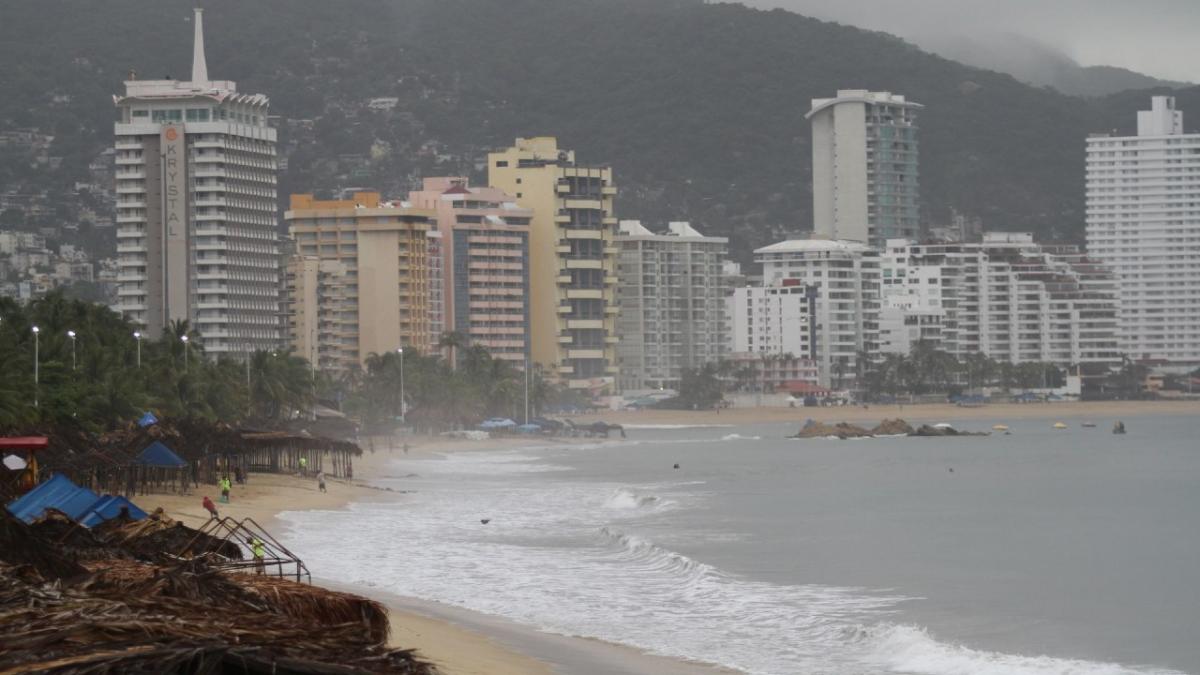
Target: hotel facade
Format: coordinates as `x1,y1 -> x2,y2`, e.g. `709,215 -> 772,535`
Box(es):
113,9 -> 279,354
284,192 -> 435,374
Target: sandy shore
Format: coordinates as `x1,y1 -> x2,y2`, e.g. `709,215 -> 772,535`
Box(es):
152,437 -> 734,675
569,399 -> 1200,427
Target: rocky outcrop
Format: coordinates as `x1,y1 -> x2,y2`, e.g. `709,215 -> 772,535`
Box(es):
910,424 -> 988,437
869,419 -> 914,436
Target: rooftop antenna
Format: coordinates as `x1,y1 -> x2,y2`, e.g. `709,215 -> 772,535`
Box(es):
191,7 -> 208,84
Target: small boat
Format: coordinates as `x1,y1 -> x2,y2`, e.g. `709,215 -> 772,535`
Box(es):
1053,422 -> 1068,430
1081,422 -> 1096,428
933,423 -> 954,429
992,424 -> 1009,431
1113,421 -> 1126,435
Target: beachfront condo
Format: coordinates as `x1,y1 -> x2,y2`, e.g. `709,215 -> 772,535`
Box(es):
1087,96 -> 1200,366
488,138 -> 620,392
877,234 -> 1121,370
615,221 -> 729,392
408,178 -> 532,367
750,239 -> 881,390
284,192 -> 435,375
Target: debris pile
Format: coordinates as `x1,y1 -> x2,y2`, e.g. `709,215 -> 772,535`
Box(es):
0,509 -> 434,674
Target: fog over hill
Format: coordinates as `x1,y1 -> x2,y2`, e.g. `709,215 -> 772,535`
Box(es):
2,0 -> 1199,265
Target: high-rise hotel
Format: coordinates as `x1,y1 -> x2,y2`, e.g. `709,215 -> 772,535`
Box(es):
1087,96 -> 1200,365
807,90 -> 922,248
113,9 -> 279,354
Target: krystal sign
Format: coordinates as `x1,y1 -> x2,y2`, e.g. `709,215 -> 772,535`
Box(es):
161,124 -> 189,323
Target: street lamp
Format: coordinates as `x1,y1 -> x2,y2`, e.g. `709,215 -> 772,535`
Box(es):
133,331 -> 142,368
397,347 -> 405,425
31,326 -> 39,408
181,335 -> 189,373
67,330 -> 77,370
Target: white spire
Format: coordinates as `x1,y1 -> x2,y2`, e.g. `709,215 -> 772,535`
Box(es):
191,7 -> 208,84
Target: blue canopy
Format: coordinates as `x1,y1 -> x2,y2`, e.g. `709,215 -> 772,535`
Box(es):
134,441 -> 187,468
7,474 -> 99,523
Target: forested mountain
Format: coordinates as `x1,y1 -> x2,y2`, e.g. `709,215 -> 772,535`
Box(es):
2,0 -> 1199,263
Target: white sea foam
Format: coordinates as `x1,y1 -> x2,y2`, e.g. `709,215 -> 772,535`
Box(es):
602,487 -> 667,510
859,624 -> 1186,675
720,433 -> 762,441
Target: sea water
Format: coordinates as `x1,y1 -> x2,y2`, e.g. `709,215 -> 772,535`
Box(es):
280,414 -> 1199,675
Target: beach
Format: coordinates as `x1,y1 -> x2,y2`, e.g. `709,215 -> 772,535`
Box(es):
153,437 -> 734,675
151,399 -> 1200,675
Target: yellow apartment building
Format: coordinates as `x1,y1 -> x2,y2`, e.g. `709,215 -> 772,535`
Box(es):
284,192 -> 435,374
488,137 -> 619,392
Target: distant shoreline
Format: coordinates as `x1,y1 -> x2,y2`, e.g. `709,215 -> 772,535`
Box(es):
567,399 -> 1200,427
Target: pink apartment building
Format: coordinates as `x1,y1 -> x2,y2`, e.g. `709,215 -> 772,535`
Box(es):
408,178 -> 532,365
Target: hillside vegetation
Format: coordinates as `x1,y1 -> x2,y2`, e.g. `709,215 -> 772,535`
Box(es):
2,0 -> 1198,263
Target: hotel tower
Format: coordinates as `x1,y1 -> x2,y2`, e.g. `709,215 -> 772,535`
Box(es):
113,9 -> 279,354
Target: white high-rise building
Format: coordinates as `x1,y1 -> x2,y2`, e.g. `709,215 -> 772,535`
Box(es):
807,90 -> 922,248
113,9 -> 279,355
615,221 -> 728,391
1087,96 -> 1200,365
877,234 -> 1121,369
750,239 -> 880,389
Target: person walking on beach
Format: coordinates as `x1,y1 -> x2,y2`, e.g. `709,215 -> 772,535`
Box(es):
219,475 -> 232,503
234,465 -> 244,485
317,470 -> 327,493
248,537 -> 266,575
298,456 -> 308,477
202,495 -> 219,520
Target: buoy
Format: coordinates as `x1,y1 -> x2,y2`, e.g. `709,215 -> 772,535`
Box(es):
1053,422 -> 1067,429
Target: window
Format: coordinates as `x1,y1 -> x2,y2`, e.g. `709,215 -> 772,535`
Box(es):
495,161 -> 509,168
132,110 -> 149,118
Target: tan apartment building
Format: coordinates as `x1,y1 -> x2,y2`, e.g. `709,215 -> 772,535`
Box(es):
488,137 -> 619,392
408,177 -> 532,366
284,192 -> 434,374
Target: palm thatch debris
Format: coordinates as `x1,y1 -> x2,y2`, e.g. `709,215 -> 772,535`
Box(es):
0,509 -> 435,674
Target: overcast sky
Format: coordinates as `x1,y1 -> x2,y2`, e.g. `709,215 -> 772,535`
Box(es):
741,0 -> 1200,83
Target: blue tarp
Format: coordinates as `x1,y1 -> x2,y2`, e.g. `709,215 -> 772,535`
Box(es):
6,474 -> 147,527
138,411 -> 159,427
134,440 -> 187,468
78,495 -> 148,528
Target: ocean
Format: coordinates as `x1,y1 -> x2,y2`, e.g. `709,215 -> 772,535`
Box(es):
280,414 -> 1199,675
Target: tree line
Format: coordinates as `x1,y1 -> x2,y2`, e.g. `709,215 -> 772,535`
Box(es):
0,293 -> 578,434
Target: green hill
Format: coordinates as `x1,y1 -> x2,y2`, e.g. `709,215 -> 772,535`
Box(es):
2,0 -> 1198,263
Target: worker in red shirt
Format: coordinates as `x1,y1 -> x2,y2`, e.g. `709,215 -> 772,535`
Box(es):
202,495 -> 220,521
